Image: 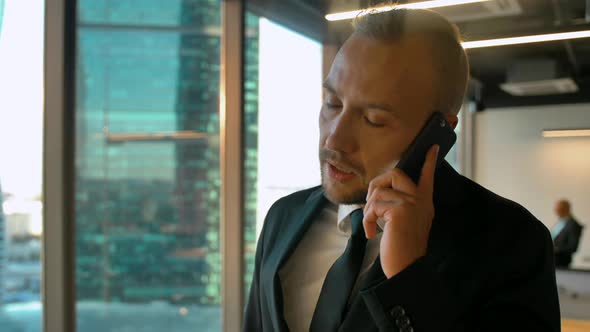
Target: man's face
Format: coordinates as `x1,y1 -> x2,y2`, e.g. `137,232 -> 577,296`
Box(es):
319,33 -> 440,204
555,201 -> 570,218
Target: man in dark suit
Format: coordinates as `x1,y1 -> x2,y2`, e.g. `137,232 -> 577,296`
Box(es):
243,8 -> 560,332
552,199 -> 584,268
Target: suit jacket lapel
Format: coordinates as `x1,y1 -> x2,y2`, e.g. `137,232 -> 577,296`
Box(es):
263,187 -> 327,332
338,256 -> 385,331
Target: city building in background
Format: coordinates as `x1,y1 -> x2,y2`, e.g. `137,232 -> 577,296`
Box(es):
73,1 -> 252,330
3,199 -> 42,304
74,3 -> 323,330
242,11 -> 260,296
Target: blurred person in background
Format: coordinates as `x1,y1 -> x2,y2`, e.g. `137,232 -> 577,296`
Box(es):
552,199 -> 584,268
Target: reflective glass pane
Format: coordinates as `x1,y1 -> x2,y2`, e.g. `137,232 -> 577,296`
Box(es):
76,1 -> 222,330
243,12 -> 323,293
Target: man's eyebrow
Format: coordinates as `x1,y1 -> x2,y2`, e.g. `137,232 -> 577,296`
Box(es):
322,80 -> 399,115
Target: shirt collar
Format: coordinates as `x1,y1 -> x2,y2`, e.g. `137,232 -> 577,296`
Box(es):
337,204 -> 384,235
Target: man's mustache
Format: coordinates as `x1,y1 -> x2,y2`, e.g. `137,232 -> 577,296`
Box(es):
319,148 -> 363,175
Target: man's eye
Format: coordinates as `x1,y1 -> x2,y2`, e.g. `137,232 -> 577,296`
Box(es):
364,116 -> 385,128
325,103 -> 342,109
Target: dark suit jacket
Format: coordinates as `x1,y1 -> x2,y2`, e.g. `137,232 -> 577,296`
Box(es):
553,217 -> 583,255
243,162 -> 561,332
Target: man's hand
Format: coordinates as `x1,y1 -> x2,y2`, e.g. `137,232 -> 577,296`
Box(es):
363,145 -> 439,279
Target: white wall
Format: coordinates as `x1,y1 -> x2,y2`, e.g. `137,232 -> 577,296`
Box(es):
474,104 -> 590,269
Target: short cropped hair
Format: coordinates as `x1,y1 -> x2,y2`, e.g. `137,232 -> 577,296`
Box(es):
353,7 -> 469,115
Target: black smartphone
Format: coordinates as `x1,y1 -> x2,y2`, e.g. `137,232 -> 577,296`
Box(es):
395,112 -> 457,184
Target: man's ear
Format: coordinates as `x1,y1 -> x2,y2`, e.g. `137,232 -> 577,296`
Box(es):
444,113 -> 459,130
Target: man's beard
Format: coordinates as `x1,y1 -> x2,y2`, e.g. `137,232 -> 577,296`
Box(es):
320,166 -> 368,204
319,148 -> 368,204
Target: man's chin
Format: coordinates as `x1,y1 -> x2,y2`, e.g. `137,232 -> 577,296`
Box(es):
321,179 -> 367,205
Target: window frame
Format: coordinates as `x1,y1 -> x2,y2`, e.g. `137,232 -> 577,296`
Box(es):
43,0 -> 76,331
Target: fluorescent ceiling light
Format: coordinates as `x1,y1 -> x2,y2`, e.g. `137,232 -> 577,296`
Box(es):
542,129 -> 590,138
326,2 -> 590,50
463,30 -> 590,49
325,0 -> 489,21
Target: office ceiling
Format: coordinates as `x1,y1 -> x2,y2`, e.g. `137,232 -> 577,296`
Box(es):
260,0 -> 590,109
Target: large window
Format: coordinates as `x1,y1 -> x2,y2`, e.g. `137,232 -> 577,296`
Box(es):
242,12 -> 323,293
0,0 -> 45,331
75,1 -> 222,330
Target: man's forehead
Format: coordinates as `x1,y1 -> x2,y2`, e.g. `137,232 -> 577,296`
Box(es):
326,46 -> 400,91
325,35 -> 433,98
339,33 -> 432,63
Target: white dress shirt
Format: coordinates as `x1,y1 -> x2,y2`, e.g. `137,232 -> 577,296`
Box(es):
278,202 -> 385,332
550,218 -> 568,240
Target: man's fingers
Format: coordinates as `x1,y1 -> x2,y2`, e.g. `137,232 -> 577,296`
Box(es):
363,213 -> 378,239
367,172 -> 393,201
367,168 -> 417,202
418,145 -> 439,197
363,200 -> 383,239
367,187 -> 416,204
366,145 -> 439,206
363,192 -> 408,238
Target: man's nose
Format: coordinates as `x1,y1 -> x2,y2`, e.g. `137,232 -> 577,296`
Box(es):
324,109 -> 357,153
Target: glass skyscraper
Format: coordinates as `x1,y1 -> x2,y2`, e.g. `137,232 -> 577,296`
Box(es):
75,1 -> 259,317
243,10 -> 260,300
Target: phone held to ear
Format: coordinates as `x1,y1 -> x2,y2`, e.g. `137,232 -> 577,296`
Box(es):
395,112 -> 457,184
